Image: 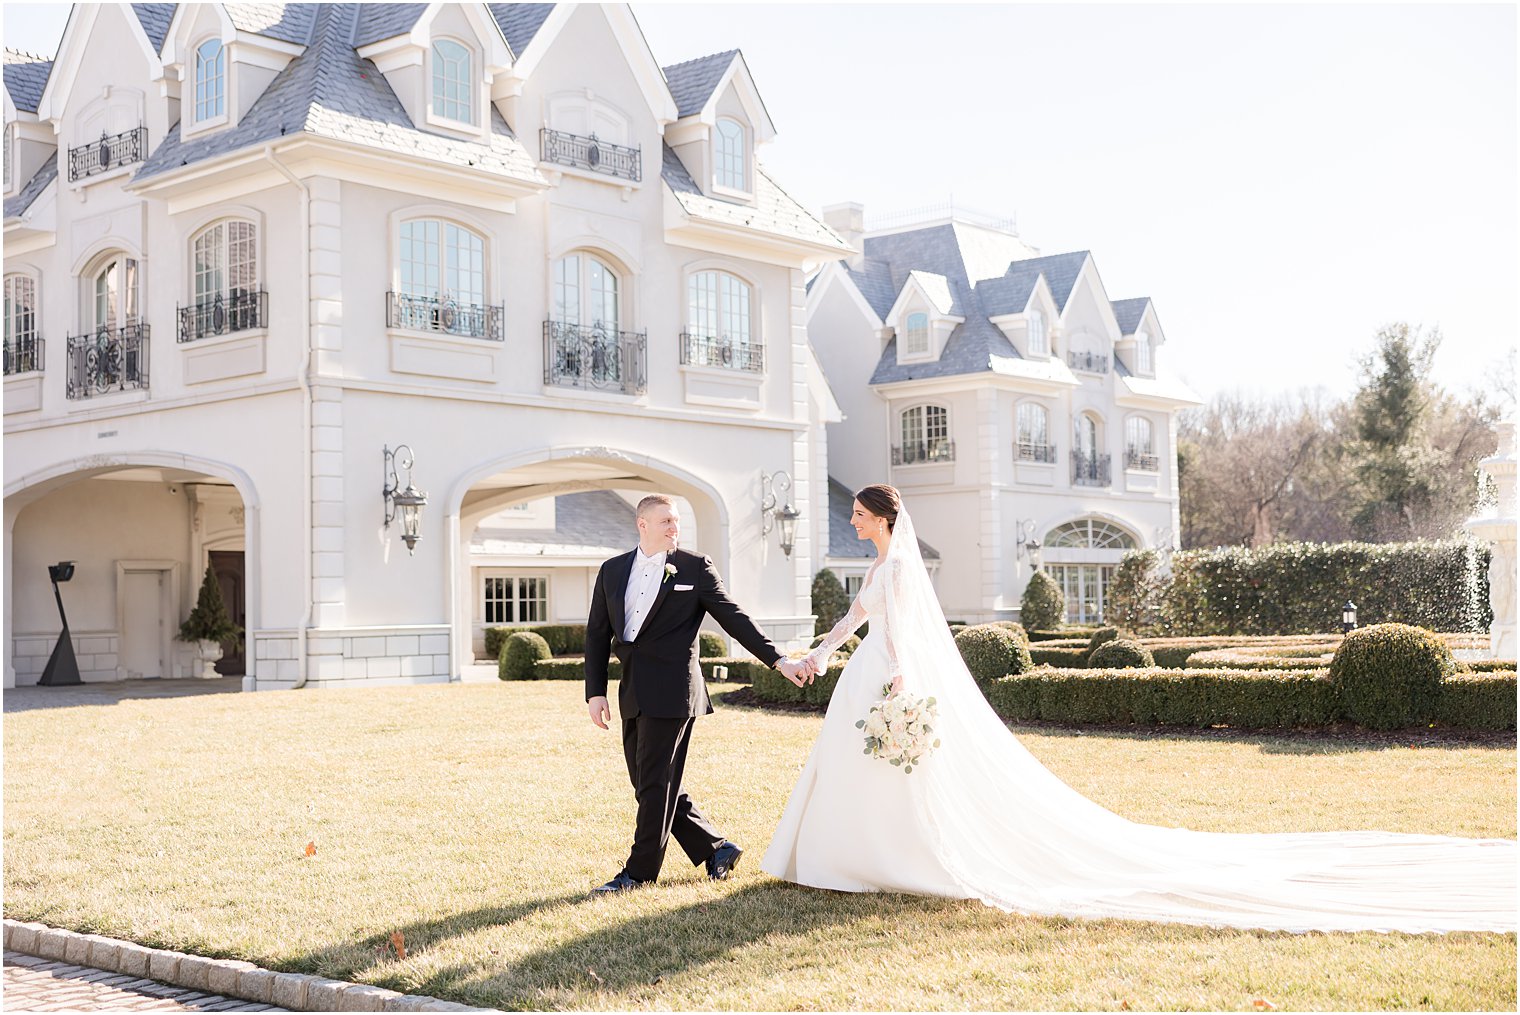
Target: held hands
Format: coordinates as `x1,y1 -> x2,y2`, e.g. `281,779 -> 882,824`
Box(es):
777,654 -> 819,688
587,695 -> 611,730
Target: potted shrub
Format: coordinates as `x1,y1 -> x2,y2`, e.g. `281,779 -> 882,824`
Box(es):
179,563 -> 242,678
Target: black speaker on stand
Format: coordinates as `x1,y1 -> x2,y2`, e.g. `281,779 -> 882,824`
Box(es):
38,561 -> 81,687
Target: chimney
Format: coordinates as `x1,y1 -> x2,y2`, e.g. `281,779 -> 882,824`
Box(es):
822,201 -> 865,268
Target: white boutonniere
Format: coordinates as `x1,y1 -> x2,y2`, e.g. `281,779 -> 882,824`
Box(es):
663,563 -> 677,584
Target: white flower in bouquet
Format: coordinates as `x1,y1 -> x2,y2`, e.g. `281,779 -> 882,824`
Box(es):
854,681 -> 942,774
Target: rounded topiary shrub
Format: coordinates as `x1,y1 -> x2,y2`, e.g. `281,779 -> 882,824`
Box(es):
499,631 -> 551,680
1330,622 -> 1454,730
955,624 -> 1036,687
1084,625 -> 1133,662
698,631 -> 727,658
991,620 -> 1028,642
1021,570 -> 1065,632
1088,638 -> 1155,669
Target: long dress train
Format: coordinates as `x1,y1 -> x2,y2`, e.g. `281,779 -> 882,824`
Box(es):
761,510 -> 1516,934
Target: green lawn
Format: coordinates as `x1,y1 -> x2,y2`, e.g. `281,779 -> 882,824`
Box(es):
4,681 -> 1514,1011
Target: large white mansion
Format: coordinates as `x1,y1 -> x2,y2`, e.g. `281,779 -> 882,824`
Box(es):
3,3 -> 1196,690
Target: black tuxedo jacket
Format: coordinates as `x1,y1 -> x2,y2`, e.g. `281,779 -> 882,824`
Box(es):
584,547 -> 782,718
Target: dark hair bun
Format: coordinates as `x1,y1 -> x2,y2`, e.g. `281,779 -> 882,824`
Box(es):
853,484 -> 901,532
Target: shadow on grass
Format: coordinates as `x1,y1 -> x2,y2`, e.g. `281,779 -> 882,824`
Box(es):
3,677 -> 246,713
422,879 -> 971,1007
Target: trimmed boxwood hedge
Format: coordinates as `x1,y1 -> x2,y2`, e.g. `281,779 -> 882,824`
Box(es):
1458,658 -> 1518,673
1152,539 -> 1491,636
1185,646 -> 1336,671
1088,639 -> 1154,669
1330,623 -> 1455,730
954,624 -> 1035,687
498,631 -> 551,680
485,624 -> 588,658
1434,671 -> 1518,730
982,667 -> 1340,728
1029,646 -> 1089,668
698,631 -> 727,659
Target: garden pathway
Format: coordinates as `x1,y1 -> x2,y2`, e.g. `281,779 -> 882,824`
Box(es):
4,950 -> 288,1011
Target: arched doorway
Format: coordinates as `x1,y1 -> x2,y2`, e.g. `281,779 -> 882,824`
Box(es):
445,447 -> 730,674
1041,516 -> 1137,624
5,455 -> 258,688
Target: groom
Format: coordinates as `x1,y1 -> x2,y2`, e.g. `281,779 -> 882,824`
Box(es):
584,493 -> 810,893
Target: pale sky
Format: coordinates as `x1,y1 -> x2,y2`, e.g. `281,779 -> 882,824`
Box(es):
5,3 -> 1516,404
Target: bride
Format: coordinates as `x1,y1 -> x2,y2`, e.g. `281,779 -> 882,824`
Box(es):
760,484 -> 1516,933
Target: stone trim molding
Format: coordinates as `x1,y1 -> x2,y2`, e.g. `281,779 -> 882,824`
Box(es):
3,919 -> 500,1013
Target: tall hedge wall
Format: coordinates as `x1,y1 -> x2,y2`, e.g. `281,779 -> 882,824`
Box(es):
1153,539 -> 1491,636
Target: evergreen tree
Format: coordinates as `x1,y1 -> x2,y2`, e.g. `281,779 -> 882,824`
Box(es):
811,568 -> 850,635
1349,324 -> 1442,539
1020,570 -> 1066,631
179,563 -> 242,645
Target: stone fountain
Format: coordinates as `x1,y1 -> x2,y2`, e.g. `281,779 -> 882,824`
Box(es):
1467,419 -> 1516,659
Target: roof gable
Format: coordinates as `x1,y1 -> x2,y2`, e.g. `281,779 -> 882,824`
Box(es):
37,3 -> 163,120
3,155 -> 57,220
132,3 -> 176,53
489,3 -> 555,56
1110,297 -> 1151,336
133,4 -> 544,187
508,4 -> 676,124
3,50 -> 53,113
663,50 -> 737,118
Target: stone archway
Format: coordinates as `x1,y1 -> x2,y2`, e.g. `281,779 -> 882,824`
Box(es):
4,453 -> 260,689
444,446 -> 731,674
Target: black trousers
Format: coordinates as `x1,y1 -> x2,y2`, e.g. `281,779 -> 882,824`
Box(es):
620,714 -> 725,882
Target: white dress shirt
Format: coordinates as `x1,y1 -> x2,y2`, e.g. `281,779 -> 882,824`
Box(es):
623,546 -> 667,642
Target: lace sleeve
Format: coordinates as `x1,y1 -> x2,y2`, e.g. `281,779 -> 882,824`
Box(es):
882,557 -> 903,682
804,596 -> 868,672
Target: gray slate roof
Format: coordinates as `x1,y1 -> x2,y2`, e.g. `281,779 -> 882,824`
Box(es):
472,490 -> 635,556
661,144 -> 844,250
226,4 -> 319,45
3,50 -> 53,113
1110,297 -> 1150,335
3,155 -> 57,220
843,259 -> 896,321
827,478 -> 940,560
1012,250 -> 1089,311
352,3 -> 427,47
490,4 -> 555,56
663,50 -> 737,118
132,4 -> 175,53
135,4 -> 544,187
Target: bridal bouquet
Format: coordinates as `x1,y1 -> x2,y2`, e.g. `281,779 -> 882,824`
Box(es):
856,684 -> 940,774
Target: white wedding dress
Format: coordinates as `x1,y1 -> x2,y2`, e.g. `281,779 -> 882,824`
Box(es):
761,508 -> 1516,933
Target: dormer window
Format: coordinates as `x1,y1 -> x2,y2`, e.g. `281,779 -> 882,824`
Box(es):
902,312 -> 930,357
194,40 -> 226,122
1136,331 -> 1152,374
1028,309 -> 1048,355
714,117 -> 746,191
431,39 -> 474,125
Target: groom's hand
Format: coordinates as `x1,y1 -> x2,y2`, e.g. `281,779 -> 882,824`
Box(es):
776,659 -> 805,688
587,696 -> 611,729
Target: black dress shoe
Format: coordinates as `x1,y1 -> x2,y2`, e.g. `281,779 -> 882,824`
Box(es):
591,872 -> 647,894
705,841 -> 743,880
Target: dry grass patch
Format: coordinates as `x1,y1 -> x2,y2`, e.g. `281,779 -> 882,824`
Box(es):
4,680 -> 1514,1010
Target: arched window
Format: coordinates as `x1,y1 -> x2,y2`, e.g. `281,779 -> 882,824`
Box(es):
4,273 -> 39,373
1041,518 -> 1137,624
686,270 -> 758,371
547,253 -> 637,394
1125,416 -> 1157,471
1136,331 -> 1152,374
195,39 -> 225,121
553,253 -> 619,332
1016,402 -> 1052,462
92,255 -> 139,331
715,117 -> 746,190
902,312 -> 930,357
898,404 -> 951,464
187,220 -> 260,337
431,39 -> 473,123
395,218 -> 489,336
1075,413 -> 1098,456
1073,412 -> 1108,486
1027,309 -> 1048,356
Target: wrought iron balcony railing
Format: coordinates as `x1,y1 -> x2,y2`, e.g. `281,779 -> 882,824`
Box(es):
68,126 -> 149,181
892,439 -> 955,466
178,290 -> 268,342
1067,350 -> 1109,374
67,322 -> 149,399
1125,448 -> 1160,472
3,335 -> 43,375
1016,441 -> 1056,463
540,127 -> 642,182
679,331 -> 764,373
1072,450 -> 1112,487
387,291 -> 504,341
543,320 -> 646,396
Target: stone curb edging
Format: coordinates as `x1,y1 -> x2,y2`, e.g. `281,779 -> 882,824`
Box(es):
4,918 -> 501,1013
